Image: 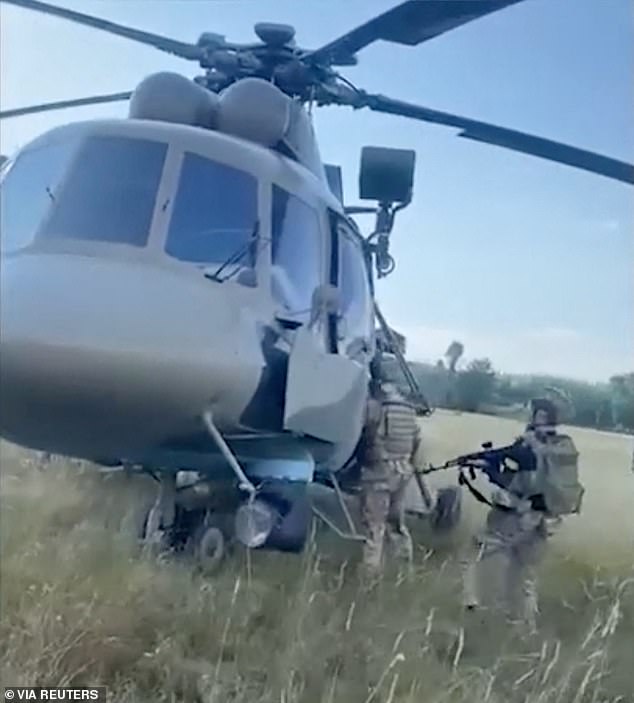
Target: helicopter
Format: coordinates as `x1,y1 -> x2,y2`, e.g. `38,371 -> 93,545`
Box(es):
1,0 -> 632,569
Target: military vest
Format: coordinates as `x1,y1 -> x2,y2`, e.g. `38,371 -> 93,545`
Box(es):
363,388 -> 418,466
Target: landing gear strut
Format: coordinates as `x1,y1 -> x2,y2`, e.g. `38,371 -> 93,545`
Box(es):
142,472 -> 177,553
137,413 -> 314,571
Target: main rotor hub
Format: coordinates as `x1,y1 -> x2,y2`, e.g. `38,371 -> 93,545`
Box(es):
254,23 -> 296,47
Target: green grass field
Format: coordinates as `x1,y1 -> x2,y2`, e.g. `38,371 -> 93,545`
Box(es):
1,411 -> 633,702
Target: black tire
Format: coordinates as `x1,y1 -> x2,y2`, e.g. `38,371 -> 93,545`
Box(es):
191,526 -> 226,575
139,504 -> 203,552
265,489 -> 311,553
431,486 -> 463,531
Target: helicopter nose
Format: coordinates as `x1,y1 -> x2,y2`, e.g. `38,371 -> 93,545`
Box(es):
0,254 -> 264,459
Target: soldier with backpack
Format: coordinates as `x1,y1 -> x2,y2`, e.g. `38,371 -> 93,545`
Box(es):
357,353 -> 423,583
462,395 -> 584,633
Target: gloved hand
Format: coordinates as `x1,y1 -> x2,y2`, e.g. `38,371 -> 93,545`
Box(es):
491,488 -> 513,508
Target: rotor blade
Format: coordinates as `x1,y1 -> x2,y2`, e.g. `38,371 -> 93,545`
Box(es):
356,94 -> 634,185
305,0 -> 525,65
0,92 -> 132,119
1,0 -> 203,60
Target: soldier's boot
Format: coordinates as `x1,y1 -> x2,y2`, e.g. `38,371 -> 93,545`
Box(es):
505,564 -> 539,635
462,560 -> 480,610
359,539 -> 384,593
519,576 -> 539,635
386,524 -> 413,579
461,536 -> 486,610
359,564 -> 383,593
359,487 -> 390,587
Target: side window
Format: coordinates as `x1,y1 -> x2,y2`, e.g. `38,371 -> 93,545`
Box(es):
338,221 -> 373,340
0,138 -> 79,254
166,153 -> 258,265
271,186 -> 322,318
39,135 -> 167,247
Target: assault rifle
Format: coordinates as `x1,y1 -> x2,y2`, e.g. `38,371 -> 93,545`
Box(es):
420,439 -> 538,504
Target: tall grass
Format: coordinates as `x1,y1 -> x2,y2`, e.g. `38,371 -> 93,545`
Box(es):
1,446 -> 632,702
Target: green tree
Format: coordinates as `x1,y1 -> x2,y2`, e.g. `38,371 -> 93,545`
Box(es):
456,358 -> 497,412
609,374 -> 634,430
443,341 -> 464,408
445,341 -> 464,373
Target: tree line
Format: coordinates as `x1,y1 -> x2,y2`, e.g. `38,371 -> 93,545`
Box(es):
398,340 -> 634,433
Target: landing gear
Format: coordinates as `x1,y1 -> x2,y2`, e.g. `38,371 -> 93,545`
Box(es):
140,495 -> 233,572
260,484 -> 312,553
136,412 -> 313,571
138,472 -> 313,572
430,485 -> 463,531
140,472 -> 177,554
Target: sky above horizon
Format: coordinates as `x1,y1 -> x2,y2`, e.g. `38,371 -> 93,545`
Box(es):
1,0 -> 632,383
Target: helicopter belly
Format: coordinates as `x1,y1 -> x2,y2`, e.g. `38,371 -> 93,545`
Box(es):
0,254 -> 265,460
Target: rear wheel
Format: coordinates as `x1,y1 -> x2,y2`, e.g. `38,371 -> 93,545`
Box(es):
431,486 -> 462,531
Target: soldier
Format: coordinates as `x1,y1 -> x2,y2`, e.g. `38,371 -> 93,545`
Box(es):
357,354 -> 422,582
462,396 -> 583,633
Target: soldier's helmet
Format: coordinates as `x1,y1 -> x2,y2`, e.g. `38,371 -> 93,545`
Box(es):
544,386 -> 575,424
369,352 -> 400,386
529,397 -> 559,426
529,388 -> 574,426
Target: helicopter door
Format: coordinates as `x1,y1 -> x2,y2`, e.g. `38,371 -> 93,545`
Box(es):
279,193 -> 367,445
334,218 -> 375,364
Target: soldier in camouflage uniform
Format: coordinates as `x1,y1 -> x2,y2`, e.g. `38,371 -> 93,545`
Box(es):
357,355 -> 422,579
462,397 -> 582,633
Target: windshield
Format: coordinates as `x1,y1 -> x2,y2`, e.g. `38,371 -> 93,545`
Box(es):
1,138 -> 79,254
165,152 -> 258,267
0,134 -> 167,253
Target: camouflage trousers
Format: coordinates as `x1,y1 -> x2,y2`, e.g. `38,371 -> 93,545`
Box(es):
462,506 -> 549,633
359,460 -> 413,577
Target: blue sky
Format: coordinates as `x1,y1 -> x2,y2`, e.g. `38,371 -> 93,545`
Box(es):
1,0 -> 632,381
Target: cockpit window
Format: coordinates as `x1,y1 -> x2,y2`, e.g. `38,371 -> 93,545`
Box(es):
165,153 -> 258,266
271,186 -> 322,317
0,138 -> 79,254
338,222 -> 373,339
38,135 -> 167,247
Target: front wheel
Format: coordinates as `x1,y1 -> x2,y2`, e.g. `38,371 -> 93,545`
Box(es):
264,488 -> 311,553
191,525 -> 226,575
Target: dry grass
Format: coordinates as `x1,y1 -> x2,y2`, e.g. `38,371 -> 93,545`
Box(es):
1,414 -> 633,702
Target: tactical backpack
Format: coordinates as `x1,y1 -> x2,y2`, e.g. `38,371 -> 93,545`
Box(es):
538,433 -> 584,517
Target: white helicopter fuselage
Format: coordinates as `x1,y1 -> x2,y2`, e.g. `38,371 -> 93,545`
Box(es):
0,116 -> 375,481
